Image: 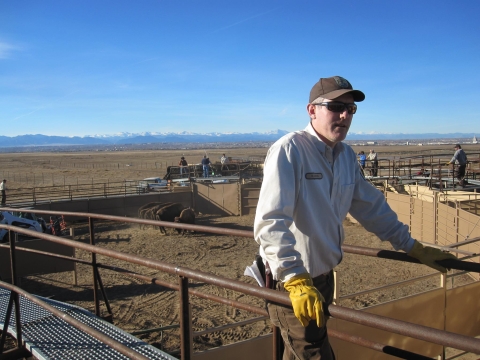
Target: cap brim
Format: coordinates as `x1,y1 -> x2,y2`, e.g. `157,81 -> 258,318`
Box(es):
323,89 -> 365,102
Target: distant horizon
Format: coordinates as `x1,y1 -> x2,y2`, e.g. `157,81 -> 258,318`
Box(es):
0,130 -> 478,151
0,129 -> 480,138
0,130 -> 479,139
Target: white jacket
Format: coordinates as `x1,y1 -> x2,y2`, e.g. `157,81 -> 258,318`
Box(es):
254,123 -> 415,281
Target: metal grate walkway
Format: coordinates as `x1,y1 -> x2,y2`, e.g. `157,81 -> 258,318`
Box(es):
0,287 -> 177,359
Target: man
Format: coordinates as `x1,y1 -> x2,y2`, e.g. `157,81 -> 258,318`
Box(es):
179,156 -> 188,177
201,155 -> 211,178
254,76 -> 456,360
367,149 -> 378,176
0,179 -> 6,205
446,144 -> 468,187
220,154 -> 229,173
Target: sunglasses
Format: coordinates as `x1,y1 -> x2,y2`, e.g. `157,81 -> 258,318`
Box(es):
314,101 -> 357,115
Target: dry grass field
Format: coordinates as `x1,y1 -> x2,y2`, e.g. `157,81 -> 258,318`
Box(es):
1,143 -> 478,188
0,143 -> 478,357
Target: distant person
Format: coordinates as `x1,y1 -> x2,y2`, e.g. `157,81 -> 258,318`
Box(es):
357,151 -> 366,169
446,144 -> 468,187
0,179 -> 6,205
201,155 -> 211,178
179,156 -> 188,177
367,149 -> 378,176
416,168 -> 430,176
220,153 -> 229,173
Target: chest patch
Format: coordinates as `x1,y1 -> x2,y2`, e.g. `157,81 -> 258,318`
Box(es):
305,173 -> 323,180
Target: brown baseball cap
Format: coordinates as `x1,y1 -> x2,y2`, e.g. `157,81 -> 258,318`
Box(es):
309,76 -> 365,103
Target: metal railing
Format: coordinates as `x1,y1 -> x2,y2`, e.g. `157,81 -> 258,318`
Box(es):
1,208 -> 480,359
4,180 -> 173,206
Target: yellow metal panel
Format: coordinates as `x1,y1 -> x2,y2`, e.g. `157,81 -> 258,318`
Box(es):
446,282 -> 480,336
330,289 -> 444,359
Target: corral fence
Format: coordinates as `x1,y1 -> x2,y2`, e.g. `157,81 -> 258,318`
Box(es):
5,180 -> 153,206
0,157 -> 266,188
367,152 -> 480,181
1,208 -> 480,360
164,162 -> 264,180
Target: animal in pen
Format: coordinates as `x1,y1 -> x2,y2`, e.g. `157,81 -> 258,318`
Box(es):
138,202 -> 172,229
137,202 -> 165,218
155,203 -> 186,234
174,207 -> 195,235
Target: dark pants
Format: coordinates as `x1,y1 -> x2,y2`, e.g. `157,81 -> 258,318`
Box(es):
1,190 -> 5,205
456,164 -> 466,181
371,160 -> 378,176
267,271 -> 336,360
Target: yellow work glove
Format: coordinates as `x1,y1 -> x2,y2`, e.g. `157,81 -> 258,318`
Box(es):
445,162 -> 451,166
408,240 -> 457,273
283,273 -> 325,327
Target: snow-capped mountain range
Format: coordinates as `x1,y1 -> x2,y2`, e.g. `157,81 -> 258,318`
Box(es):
0,130 -> 478,148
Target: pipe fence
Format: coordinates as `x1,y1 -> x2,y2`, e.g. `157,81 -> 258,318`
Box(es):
1,208 -> 480,359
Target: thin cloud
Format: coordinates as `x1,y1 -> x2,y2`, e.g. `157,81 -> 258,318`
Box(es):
0,41 -> 22,59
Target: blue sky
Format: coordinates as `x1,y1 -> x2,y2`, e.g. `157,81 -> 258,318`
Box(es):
1,1 -> 479,137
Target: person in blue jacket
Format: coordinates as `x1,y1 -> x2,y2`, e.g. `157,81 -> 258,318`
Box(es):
201,155 -> 211,178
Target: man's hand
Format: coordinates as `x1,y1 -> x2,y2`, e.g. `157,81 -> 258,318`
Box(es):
408,240 -> 457,273
445,162 -> 451,166
283,273 -> 325,327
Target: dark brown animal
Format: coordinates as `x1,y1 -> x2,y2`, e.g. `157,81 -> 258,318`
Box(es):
174,208 -> 195,235
138,202 -> 164,218
140,202 -> 173,229
155,203 -> 185,234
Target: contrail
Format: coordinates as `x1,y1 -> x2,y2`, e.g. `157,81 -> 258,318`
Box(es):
12,90 -> 80,121
207,6 -> 284,35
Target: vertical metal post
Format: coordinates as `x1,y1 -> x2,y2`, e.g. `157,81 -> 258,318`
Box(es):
439,162 -> 443,192
70,228 -> 78,286
89,217 -> 100,317
455,201 -> 459,245
434,192 -> 438,245
441,272 -> 447,360
8,230 -> 23,350
179,275 -> 192,360
239,182 -> 243,216
451,163 -> 456,190
273,326 -> 283,360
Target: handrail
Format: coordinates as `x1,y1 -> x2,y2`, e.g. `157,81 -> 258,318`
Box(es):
1,224 -> 480,355
2,206 -> 479,273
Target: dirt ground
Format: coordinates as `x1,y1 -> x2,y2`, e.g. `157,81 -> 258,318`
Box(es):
12,214 -> 472,356
0,146 -> 476,357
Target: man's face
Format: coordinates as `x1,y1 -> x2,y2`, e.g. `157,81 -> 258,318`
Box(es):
307,93 -> 355,148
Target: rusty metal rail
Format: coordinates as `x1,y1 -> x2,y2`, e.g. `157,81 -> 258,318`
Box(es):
1,220 -> 480,357
3,206 -> 478,273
